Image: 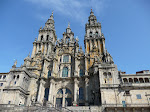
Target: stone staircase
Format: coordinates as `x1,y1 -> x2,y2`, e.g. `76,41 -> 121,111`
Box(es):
0,104 -> 104,112
67,106 -> 103,112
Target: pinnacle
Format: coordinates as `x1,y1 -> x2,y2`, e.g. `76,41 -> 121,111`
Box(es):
90,8 -> 94,15
68,22 -> 70,28
50,11 -> 54,20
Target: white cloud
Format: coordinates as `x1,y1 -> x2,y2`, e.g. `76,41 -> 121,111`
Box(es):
25,0 -> 109,25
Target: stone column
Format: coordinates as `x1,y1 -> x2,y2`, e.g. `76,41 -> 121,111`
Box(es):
74,57 -> 78,76
85,40 -> 89,53
47,79 -> 54,107
73,78 -> 78,106
52,59 -> 56,77
90,40 -> 92,52
53,96 -> 56,107
26,78 -> 35,106
41,43 -> 44,54
36,43 -> 39,53
62,88 -> 66,107
41,60 -> 47,77
85,56 -> 88,76
94,39 -> 97,48
44,43 -> 47,55
31,43 -> 36,58
85,77 -> 89,105
98,40 -> 101,54
47,43 -> 51,55
102,39 -> 105,54
36,79 -> 45,106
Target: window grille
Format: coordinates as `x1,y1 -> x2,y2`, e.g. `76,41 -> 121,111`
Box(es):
62,67 -> 68,77
63,55 -> 69,63
136,94 -> 142,99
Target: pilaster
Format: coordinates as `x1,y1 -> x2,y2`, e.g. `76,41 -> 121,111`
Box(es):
85,77 -> 89,105
73,78 -> 78,106
47,79 -> 54,107
36,79 -> 45,106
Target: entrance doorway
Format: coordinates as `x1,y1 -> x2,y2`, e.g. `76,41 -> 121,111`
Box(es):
56,88 -> 72,107
56,98 -> 62,107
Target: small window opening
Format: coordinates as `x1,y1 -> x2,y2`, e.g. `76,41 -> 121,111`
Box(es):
8,101 -> 11,104
17,75 -> 19,79
96,31 -> 98,36
89,32 -> 92,37
0,83 -> 3,86
39,43 -> 41,49
136,94 -> 142,99
41,35 -> 43,41
105,80 -> 106,83
46,35 -> 49,41
13,75 -> 16,79
3,75 -> 6,79
125,91 -> 130,95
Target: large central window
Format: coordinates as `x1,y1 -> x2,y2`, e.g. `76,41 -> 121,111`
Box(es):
62,67 -> 68,77
63,55 -> 69,63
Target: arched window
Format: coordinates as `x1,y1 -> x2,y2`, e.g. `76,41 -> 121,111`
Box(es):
79,88 -> 84,100
41,35 -> 43,41
62,67 -> 68,77
48,70 -> 51,78
17,75 -> 19,79
46,35 -> 49,41
95,31 -> 98,36
65,88 -> 71,94
44,88 -> 49,101
89,32 -> 92,37
3,75 -> 6,79
60,57 -> 61,62
39,43 -> 41,49
13,75 -> 16,79
123,78 -> 128,83
57,89 -> 63,94
129,78 -> 133,83
103,72 -> 107,78
80,69 -> 84,76
134,78 -> 139,83
65,37 -> 70,43
63,55 -> 69,63
108,72 -> 112,78
145,78 -> 149,83
139,78 -> 144,83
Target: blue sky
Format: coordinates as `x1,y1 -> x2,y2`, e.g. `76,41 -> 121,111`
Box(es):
0,0 -> 150,74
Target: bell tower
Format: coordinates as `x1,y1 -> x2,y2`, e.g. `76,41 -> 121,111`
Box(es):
84,9 -> 106,75
31,12 -> 57,58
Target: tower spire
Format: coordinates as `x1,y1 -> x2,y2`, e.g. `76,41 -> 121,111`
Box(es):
50,11 -> 54,20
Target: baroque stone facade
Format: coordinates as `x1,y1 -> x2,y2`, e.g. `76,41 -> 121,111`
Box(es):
0,10 -> 150,112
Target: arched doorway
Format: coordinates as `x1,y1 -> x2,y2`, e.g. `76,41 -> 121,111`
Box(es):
56,88 -> 72,107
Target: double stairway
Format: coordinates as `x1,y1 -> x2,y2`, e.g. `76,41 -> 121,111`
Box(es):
0,104 -> 103,112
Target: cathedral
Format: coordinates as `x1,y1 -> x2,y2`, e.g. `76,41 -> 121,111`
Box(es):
0,10 -> 150,112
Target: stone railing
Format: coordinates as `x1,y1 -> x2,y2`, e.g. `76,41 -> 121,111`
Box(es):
121,83 -> 132,87
0,104 -> 61,112
103,103 -> 150,107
